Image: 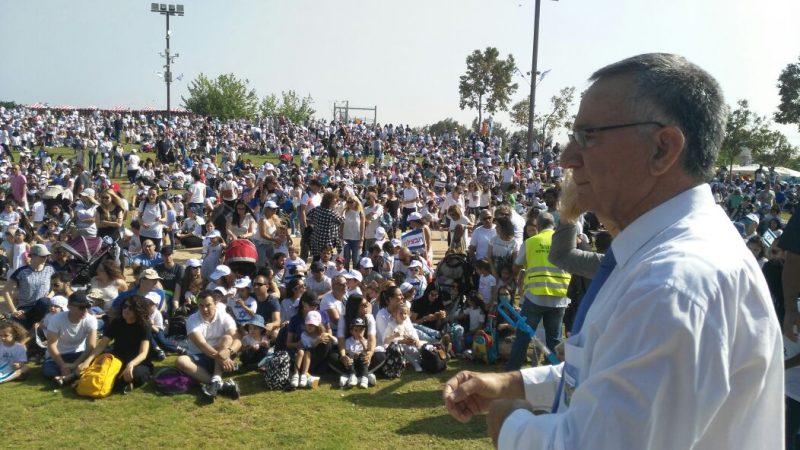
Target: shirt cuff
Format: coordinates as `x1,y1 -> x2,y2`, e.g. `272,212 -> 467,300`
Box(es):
520,363 -> 563,411
498,408 -> 560,450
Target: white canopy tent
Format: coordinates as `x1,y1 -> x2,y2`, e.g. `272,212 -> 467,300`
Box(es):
730,164 -> 800,179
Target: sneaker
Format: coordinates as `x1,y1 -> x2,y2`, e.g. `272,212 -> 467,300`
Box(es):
290,373 -> 299,389
347,373 -> 358,388
339,375 -> 349,388
367,373 -> 377,387
358,376 -> 369,389
221,379 -> 240,400
202,379 -> 222,399
175,346 -> 188,356
299,374 -> 308,388
154,349 -> 167,361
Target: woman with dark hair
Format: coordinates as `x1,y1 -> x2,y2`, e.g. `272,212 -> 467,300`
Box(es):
135,187 -> 167,251
76,295 -> 153,392
328,294 -> 386,388
487,215 -> 520,278
226,199 -> 257,241
95,188 -> 125,241
308,192 -> 344,260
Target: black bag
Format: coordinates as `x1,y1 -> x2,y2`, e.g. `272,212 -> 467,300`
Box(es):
420,343 -> 448,373
262,350 -> 291,391
167,312 -> 187,337
380,342 -> 406,379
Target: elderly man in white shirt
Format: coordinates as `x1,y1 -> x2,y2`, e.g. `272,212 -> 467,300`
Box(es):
444,53 -> 783,450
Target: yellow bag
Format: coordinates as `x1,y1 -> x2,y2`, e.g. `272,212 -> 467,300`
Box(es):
75,353 -> 123,399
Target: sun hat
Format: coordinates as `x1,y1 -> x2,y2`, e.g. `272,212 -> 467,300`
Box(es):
186,258 -> 202,268
210,265 -> 231,280
145,292 -> 161,305
139,268 -> 162,280
246,314 -> 266,330
234,276 -> 252,289
358,257 -> 373,269
305,310 -> 322,326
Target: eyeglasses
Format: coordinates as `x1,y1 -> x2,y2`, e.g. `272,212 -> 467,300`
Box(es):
568,121 -> 665,149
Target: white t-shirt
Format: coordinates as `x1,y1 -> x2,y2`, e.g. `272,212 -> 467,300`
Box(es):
501,167 -> 516,183
470,226 -> 497,260
402,187 -> 419,209
46,311 -> 98,356
478,274 -> 497,305
127,153 -> 140,170
320,292 -> 345,328
227,296 -> 257,324
188,182 -> 206,204
466,307 -> 486,332
185,308 -> 236,355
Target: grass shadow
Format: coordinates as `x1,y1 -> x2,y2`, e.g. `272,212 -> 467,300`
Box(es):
396,412 -> 488,441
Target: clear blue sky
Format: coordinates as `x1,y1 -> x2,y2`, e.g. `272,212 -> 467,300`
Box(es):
2,0 -> 799,143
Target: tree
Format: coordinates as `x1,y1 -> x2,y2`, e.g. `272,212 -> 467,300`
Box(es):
259,90 -> 316,123
775,56 -> 800,130
510,86 -> 576,147
458,47 -> 518,127
720,100 -> 796,172
182,73 -> 259,120
426,118 -> 470,141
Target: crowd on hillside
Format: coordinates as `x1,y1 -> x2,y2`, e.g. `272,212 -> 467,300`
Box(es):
0,105 -> 796,401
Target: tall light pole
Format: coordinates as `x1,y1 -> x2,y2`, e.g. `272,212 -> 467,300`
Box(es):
526,0 -> 542,160
150,3 -> 184,121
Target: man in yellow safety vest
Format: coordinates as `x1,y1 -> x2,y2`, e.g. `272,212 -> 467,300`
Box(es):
506,211 -> 571,370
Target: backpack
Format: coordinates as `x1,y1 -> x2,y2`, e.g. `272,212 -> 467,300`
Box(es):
420,343 -> 448,373
472,330 -> 494,364
262,350 -> 291,391
75,353 -> 123,398
153,367 -> 195,395
380,342 -> 406,379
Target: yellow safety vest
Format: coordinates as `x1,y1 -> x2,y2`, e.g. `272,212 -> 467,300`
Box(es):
523,229 -> 571,297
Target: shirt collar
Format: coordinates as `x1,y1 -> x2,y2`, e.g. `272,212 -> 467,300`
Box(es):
612,184 -> 714,269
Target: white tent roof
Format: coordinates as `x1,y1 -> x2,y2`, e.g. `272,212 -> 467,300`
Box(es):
730,165 -> 800,178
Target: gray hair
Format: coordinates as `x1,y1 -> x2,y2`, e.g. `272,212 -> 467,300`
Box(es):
536,212 -> 555,230
590,53 -> 727,181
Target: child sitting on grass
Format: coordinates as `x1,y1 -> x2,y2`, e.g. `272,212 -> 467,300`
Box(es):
0,321 -> 29,384
383,304 -> 423,372
342,317 -> 371,389
240,315 -> 270,369
292,310 -> 328,389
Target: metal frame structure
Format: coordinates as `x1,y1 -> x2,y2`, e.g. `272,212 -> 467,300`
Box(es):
333,100 -> 377,125
150,3 -> 184,120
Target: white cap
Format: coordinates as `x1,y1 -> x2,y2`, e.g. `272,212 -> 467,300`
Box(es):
210,264 -> 231,280
744,213 -> 760,224
342,269 -> 363,282
264,200 -> 279,209
50,295 -> 68,310
80,188 -> 96,198
399,282 -> 414,294
374,227 -> 387,241
408,212 -> 423,222
234,276 -> 252,289
391,238 -> 402,247
409,260 -> 423,269
145,292 -> 161,305
359,257 -> 373,269
207,230 -> 221,239
185,258 -> 202,268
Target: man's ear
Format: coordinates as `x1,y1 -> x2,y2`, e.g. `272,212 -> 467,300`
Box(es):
649,126 -> 685,176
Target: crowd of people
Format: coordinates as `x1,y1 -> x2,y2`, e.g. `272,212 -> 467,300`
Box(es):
0,95 -> 797,423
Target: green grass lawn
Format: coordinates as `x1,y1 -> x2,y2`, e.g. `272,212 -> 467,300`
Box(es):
3,357 -> 493,449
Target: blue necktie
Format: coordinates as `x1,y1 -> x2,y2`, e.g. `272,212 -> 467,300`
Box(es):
551,248 -> 617,413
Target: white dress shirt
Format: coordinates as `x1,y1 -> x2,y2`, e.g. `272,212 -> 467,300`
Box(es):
499,184 -> 783,450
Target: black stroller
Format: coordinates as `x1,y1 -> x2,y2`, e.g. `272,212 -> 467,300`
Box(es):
60,235 -> 116,288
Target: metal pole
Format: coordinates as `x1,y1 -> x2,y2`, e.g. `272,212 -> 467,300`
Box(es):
526,0 -> 541,159
166,13 -> 171,121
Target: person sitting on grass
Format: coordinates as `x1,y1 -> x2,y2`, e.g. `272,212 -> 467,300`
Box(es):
328,294 -> 386,388
239,314 -> 270,369
0,320 -> 30,384
285,292 -> 333,389
46,292 -> 98,385
77,295 -> 152,394
175,290 -> 241,401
